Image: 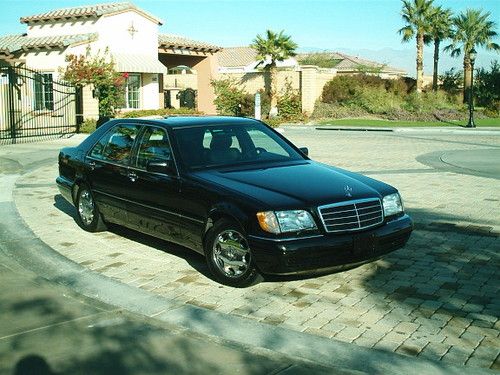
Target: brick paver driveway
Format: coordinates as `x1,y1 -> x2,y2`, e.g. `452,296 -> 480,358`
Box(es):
13,128 -> 500,370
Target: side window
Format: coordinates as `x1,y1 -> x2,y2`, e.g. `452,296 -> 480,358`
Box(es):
89,124 -> 140,164
136,127 -> 172,170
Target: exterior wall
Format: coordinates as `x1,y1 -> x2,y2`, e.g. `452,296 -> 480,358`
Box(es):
26,10 -> 159,56
163,73 -> 197,89
82,85 -> 99,119
219,66 -> 337,115
193,54 -> 218,114
94,11 -> 158,55
141,73 -> 159,110
218,69 -> 300,95
27,19 -> 99,37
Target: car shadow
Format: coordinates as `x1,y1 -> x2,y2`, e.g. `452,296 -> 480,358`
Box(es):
52,194 -> 215,282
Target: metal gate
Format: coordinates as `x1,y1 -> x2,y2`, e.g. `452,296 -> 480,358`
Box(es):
0,66 -> 82,145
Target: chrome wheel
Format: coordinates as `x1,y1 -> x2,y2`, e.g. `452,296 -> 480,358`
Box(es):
78,189 -> 94,226
212,229 -> 250,278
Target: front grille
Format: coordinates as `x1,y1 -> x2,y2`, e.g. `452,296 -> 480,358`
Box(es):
318,198 -> 384,233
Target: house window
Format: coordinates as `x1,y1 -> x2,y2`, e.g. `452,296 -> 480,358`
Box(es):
34,73 -> 54,110
125,73 -> 141,109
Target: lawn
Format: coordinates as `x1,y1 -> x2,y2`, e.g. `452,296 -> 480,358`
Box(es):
315,118 -> 500,127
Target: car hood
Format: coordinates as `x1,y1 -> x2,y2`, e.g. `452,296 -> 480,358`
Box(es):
192,161 -> 395,209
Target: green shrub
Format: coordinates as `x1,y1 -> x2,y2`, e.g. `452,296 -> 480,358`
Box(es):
117,108 -> 201,118
79,118 -> 97,133
277,80 -> 302,119
475,61 -> 500,116
211,77 -> 248,116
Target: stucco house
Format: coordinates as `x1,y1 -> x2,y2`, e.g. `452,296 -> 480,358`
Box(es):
0,2 -> 220,118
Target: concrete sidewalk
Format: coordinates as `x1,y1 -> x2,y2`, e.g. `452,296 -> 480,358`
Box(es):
0,257 -> 344,375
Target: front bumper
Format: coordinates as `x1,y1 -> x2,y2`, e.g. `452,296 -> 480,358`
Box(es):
248,214 -> 413,275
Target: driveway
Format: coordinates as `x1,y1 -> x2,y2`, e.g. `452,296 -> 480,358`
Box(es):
7,128 -> 500,371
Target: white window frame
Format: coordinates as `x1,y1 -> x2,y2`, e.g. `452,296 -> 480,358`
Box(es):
124,73 -> 141,109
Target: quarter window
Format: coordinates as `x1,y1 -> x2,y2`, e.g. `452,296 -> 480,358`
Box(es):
136,127 -> 172,169
90,124 -> 140,164
34,73 -> 54,110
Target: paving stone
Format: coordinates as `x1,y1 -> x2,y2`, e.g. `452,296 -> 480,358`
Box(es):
10,131 -> 500,371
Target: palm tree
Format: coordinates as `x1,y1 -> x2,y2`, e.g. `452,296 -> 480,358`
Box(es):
251,30 -> 297,117
445,9 -> 499,102
398,0 -> 435,93
426,6 -> 453,91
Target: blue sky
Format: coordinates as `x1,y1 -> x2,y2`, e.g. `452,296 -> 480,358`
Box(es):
0,0 -> 498,74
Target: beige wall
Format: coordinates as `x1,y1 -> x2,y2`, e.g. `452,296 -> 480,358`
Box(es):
218,67 -> 337,114
27,11 -> 159,56
82,86 -> 99,120
141,73 -> 159,110
163,73 -> 197,90
219,69 -> 300,95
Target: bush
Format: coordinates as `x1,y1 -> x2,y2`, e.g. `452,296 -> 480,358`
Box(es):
475,61 -> 500,116
321,74 -> 413,105
79,118 -> 97,133
211,77 -> 248,116
117,108 -> 201,118
277,80 -> 302,120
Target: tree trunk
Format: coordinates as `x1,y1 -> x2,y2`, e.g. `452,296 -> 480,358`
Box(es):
269,62 -> 278,117
416,32 -> 424,94
463,55 -> 472,104
432,38 -> 440,92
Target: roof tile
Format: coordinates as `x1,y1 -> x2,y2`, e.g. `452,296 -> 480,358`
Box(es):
20,2 -> 162,25
159,34 -> 221,52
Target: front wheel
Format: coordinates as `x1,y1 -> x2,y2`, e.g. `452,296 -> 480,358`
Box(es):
76,184 -> 107,232
205,219 -> 262,287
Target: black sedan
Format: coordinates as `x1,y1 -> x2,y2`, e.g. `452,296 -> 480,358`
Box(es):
57,116 -> 412,287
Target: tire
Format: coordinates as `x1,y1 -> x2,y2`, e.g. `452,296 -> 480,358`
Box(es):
75,184 -> 107,232
205,219 -> 263,287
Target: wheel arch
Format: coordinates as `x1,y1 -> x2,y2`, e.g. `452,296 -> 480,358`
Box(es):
202,203 -> 250,252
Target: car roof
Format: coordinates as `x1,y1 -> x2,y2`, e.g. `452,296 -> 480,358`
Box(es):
110,116 -> 261,129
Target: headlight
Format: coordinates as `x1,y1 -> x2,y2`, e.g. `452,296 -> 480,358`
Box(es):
257,210 -> 317,234
383,193 -> 403,217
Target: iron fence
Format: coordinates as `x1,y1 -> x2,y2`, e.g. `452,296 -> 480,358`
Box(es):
0,65 -> 82,145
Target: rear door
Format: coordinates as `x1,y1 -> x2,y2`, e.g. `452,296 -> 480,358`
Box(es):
86,123 -> 141,224
124,125 -> 190,244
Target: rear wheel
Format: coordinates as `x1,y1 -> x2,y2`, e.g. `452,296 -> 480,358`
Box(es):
76,184 -> 107,232
205,219 -> 262,287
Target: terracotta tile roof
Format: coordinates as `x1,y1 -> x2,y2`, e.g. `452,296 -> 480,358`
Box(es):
217,47 -> 257,67
158,34 -> 221,52
20,2 -> 162,25
0,33 -> 97,54
0,34 -> 26,54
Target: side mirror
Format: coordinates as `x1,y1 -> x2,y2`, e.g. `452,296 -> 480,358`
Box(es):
299,147 -> 309,156
146,160 -> 175,175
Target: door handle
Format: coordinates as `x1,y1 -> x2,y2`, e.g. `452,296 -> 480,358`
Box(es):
128,171 -> 138,182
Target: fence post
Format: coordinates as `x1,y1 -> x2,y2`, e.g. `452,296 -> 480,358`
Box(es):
7,66 -> 16,143
75,86 -> 83,133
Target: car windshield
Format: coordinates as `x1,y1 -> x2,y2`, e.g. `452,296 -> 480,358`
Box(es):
174,122 -> 304,169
